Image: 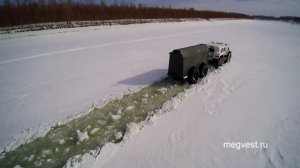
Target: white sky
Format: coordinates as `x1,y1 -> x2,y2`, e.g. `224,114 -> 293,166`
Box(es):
130,0 -> 300,17
1,0 -> 299,17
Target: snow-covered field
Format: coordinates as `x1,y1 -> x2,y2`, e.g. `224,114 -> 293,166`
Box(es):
1,19 -> 300,167
1,20 -> 206,149
93,21 -> 300,168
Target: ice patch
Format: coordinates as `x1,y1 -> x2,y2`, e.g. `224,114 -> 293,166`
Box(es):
89,147 -> 101,158
125,105 -> 135,111
94,143 -> 120,167
97,120 -> 107,125
76,130 -> 89,143
58,139 -> 65,145
93,84 -> 191,166
65,147 -> 70,153
142,98 -> 147,103
90,128 -> 100,135
63,153 -> 95,168
41,149 -> 52,158
28,154 -> 35,161
125,123 -> 143,139
117,108 -> 123,115
13,165 -> 23,168
95,123 -> 144,167
114,132 -> 123,141
0,152 -> 5,159
157,87 -> 168,94
107,126 -> 114,130
34,160 -> 42,167
111,115 -> 121,121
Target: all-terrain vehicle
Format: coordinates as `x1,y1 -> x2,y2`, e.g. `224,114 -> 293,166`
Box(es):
168,44 -> 209,84
207,42 -> 232,68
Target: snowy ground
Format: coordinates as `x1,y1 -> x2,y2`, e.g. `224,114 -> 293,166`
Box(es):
93,21 -> 300,167
1,20 -> 209,149
1,19 -> 300,167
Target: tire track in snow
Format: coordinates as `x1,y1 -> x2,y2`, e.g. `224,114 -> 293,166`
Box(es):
200,67 -> 230,115
0,30 -> 206,65
200,64 -> 242,115
168,129 -> 183,151
200,63 -> 268,115
256,147 -> 286,168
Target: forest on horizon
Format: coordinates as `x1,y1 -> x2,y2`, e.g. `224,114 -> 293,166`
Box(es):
0,0 -> 252,27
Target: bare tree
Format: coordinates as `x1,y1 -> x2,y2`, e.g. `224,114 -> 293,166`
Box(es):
38,0 -> 45,5
100,0 -> 107,7
4,0 -> 12,6
112,0 -> 118,7
86,0 -> 94,5
48,0 -> 57,6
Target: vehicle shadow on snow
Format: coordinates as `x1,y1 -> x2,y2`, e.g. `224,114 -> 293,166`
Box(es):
116,69 -> 168,85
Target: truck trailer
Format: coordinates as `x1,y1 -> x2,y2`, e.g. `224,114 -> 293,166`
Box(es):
168,44 -> 209,84
168,42 -> 231,84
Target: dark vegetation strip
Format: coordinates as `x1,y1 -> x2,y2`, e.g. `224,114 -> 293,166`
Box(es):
254,15 -> 300,24
0,19 -> 223,34
0,0 -> 252,27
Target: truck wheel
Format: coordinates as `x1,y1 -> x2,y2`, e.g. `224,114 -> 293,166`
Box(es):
227,53 -> 232,62
221,56 -> 225,66
215,57 -> 223,68
224,56 -> 228,63
188,67 -> 199,84
199,64 -> 208,78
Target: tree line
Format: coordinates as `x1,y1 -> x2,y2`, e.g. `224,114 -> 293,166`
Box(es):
254,15 -> 300,23
0,0 -> 252,27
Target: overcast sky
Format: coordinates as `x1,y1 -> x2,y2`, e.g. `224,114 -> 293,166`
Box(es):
1,0 -> 300,17
116,0 -> 300,17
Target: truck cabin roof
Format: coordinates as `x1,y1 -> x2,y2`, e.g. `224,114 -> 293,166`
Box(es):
171,44 -> 207,56
208,42 -> 228,49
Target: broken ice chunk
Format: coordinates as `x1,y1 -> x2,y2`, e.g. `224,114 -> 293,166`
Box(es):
86,125 -> 91,130
58,139 -> 65,145
76,130 -> 89,142
13,165 -> 23,168
157,87 -> 168,94
28,154 -> 35,162
142,98 -> 147,103
125,105 -> 135,111
111,115 -> 121,121
41,149 -> 52,158
90,128 -> 100,135
117,108 -> 123,114
114,132 -> 123,141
